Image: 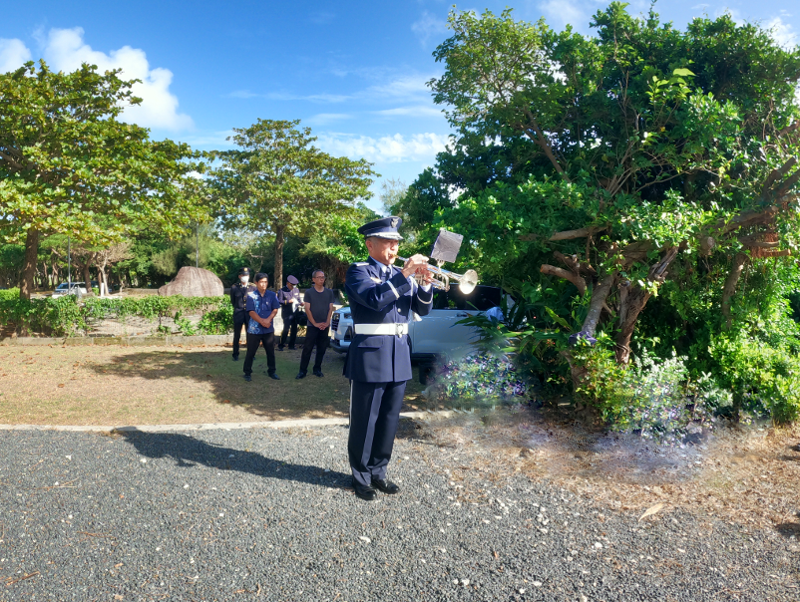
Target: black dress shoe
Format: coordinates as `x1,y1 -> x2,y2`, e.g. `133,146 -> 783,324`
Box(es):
372,478 -> 400,494
277,346 -> 284,351
295,372 -> 306,380
232,355 -> 239,361
353,482 -> 377,501
313,370 -> 324,378
267,372 -> 280,380
242,373 -> 251,382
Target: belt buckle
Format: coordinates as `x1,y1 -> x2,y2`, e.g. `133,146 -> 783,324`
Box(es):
395,323 -> 404,336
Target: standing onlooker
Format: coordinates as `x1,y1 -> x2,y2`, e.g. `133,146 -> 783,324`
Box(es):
276,275 -> 302,351
229,267 -> 255,361
243,273 -> 281,382
296,270 -> 335,379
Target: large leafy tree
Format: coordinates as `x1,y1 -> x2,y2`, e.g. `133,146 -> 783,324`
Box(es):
0,61 -> 206,299
429,4 -> 800,375
213,119 -> 376,288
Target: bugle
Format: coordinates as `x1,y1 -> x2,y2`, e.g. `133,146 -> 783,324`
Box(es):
397,256 -> 479,294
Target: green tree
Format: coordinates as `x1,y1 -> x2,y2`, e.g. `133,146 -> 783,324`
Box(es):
212,119 -> 377,288
0,61 -> 206,299
301,204 -> 380,287
429,4 -> 800,381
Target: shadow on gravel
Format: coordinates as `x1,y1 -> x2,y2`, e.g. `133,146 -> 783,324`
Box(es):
775,522 -> 800,538
775,511 -> 800,538
117,428 -> 352,489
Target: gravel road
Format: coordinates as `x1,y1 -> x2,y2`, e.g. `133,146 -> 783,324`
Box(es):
1,422 -> 797,601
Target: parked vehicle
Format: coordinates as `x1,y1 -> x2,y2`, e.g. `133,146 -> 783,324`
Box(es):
331,285 -> 504,381
51,282 -> 88,298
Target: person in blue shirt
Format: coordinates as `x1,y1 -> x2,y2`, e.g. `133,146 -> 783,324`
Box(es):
344,216 -> 434,501
243,272 -> 282,382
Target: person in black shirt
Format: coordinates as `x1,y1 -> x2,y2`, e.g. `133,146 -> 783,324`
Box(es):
229,267 -> 256,361
296,270 -> 336,379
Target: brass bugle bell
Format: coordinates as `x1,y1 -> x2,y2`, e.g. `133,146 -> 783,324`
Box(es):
396,256 -> 479,294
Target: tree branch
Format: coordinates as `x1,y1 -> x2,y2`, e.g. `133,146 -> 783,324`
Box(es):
549,226 -> 605,241
521,107 -> 571,183
540,264 -> 586,296
580,273 -> 617,337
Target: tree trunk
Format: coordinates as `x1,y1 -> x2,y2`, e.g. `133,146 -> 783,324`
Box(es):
273,224 -> 285,291
722,252 -> 749,328
615,246 -> 680,363
83,262 -> 91,293
615,286 -> 651,364
579,273 -> 617,337
20,228 -> 40,300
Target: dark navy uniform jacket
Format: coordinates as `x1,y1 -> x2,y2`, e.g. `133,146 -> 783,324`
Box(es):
229,282 -> 256,314
344,257 -> 434,383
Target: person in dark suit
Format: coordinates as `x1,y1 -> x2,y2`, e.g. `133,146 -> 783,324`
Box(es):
344,216 -> 433,501
229,267 -> 255,361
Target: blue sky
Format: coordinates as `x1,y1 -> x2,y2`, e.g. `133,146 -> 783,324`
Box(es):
2,1 -> 798,212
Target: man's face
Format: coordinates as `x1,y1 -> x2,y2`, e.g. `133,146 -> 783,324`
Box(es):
365,237 -> 399,265
256,278 -> 269,293
312,272 -> 326,286
287,281 -> 295,290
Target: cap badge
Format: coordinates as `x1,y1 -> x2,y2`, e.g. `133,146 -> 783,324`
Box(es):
390,217 -> 399,228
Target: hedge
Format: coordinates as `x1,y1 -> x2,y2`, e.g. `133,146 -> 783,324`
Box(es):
0,289 -> 232,337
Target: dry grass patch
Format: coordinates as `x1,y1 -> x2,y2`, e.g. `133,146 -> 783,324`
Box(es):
0,345 -> 425,426
413,406 -> 800,533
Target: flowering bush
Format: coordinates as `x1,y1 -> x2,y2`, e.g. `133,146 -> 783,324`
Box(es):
577,343 -> 733,444
428,352 -> 530,407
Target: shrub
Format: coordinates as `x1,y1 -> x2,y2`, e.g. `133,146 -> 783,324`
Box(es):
427,352 -> 530,407
572,339 -> 730,443
710,335 -> 800,424
0,294 -> 230,337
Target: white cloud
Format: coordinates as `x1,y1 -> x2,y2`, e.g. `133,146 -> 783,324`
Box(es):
42,27 -> 192,131
374,105 -> 443,118
766,16 -> 797,48
411,11 -> 449,47
316,132 -> 449,164
539,0 -> 586,31
264,91 -> 352,103
0,38 -> 32,73
304,113 -> 353,126
232,73 -> 437,110
366,74 -> 432,100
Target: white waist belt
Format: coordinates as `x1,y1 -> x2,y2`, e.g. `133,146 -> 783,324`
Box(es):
353,323 -> 409,336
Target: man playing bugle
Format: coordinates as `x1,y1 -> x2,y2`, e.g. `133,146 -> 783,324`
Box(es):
344,216 -> 433,501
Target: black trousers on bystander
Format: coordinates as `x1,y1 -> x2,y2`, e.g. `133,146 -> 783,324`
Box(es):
232,311 -> 248,359
299,326 -> 330,374
243,332 -> 276,376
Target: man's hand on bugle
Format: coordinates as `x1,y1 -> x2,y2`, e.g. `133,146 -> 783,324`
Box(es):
401,254 -> 433,284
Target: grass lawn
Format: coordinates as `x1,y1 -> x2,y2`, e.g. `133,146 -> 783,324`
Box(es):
0,344 -> 427,426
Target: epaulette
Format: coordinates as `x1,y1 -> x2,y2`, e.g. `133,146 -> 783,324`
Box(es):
354,262 -> 369,266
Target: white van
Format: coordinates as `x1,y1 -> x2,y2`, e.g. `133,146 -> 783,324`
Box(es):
52,282 -> 88,298
330,285 -> 504,380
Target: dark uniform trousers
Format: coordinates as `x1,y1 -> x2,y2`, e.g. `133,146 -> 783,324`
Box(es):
279,310 -> 298,348
344,257 -> 434,489
243,333 -> 276,376
348,380 -> 405,488
299,325 -> 330,373
232,311 -> 248,359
